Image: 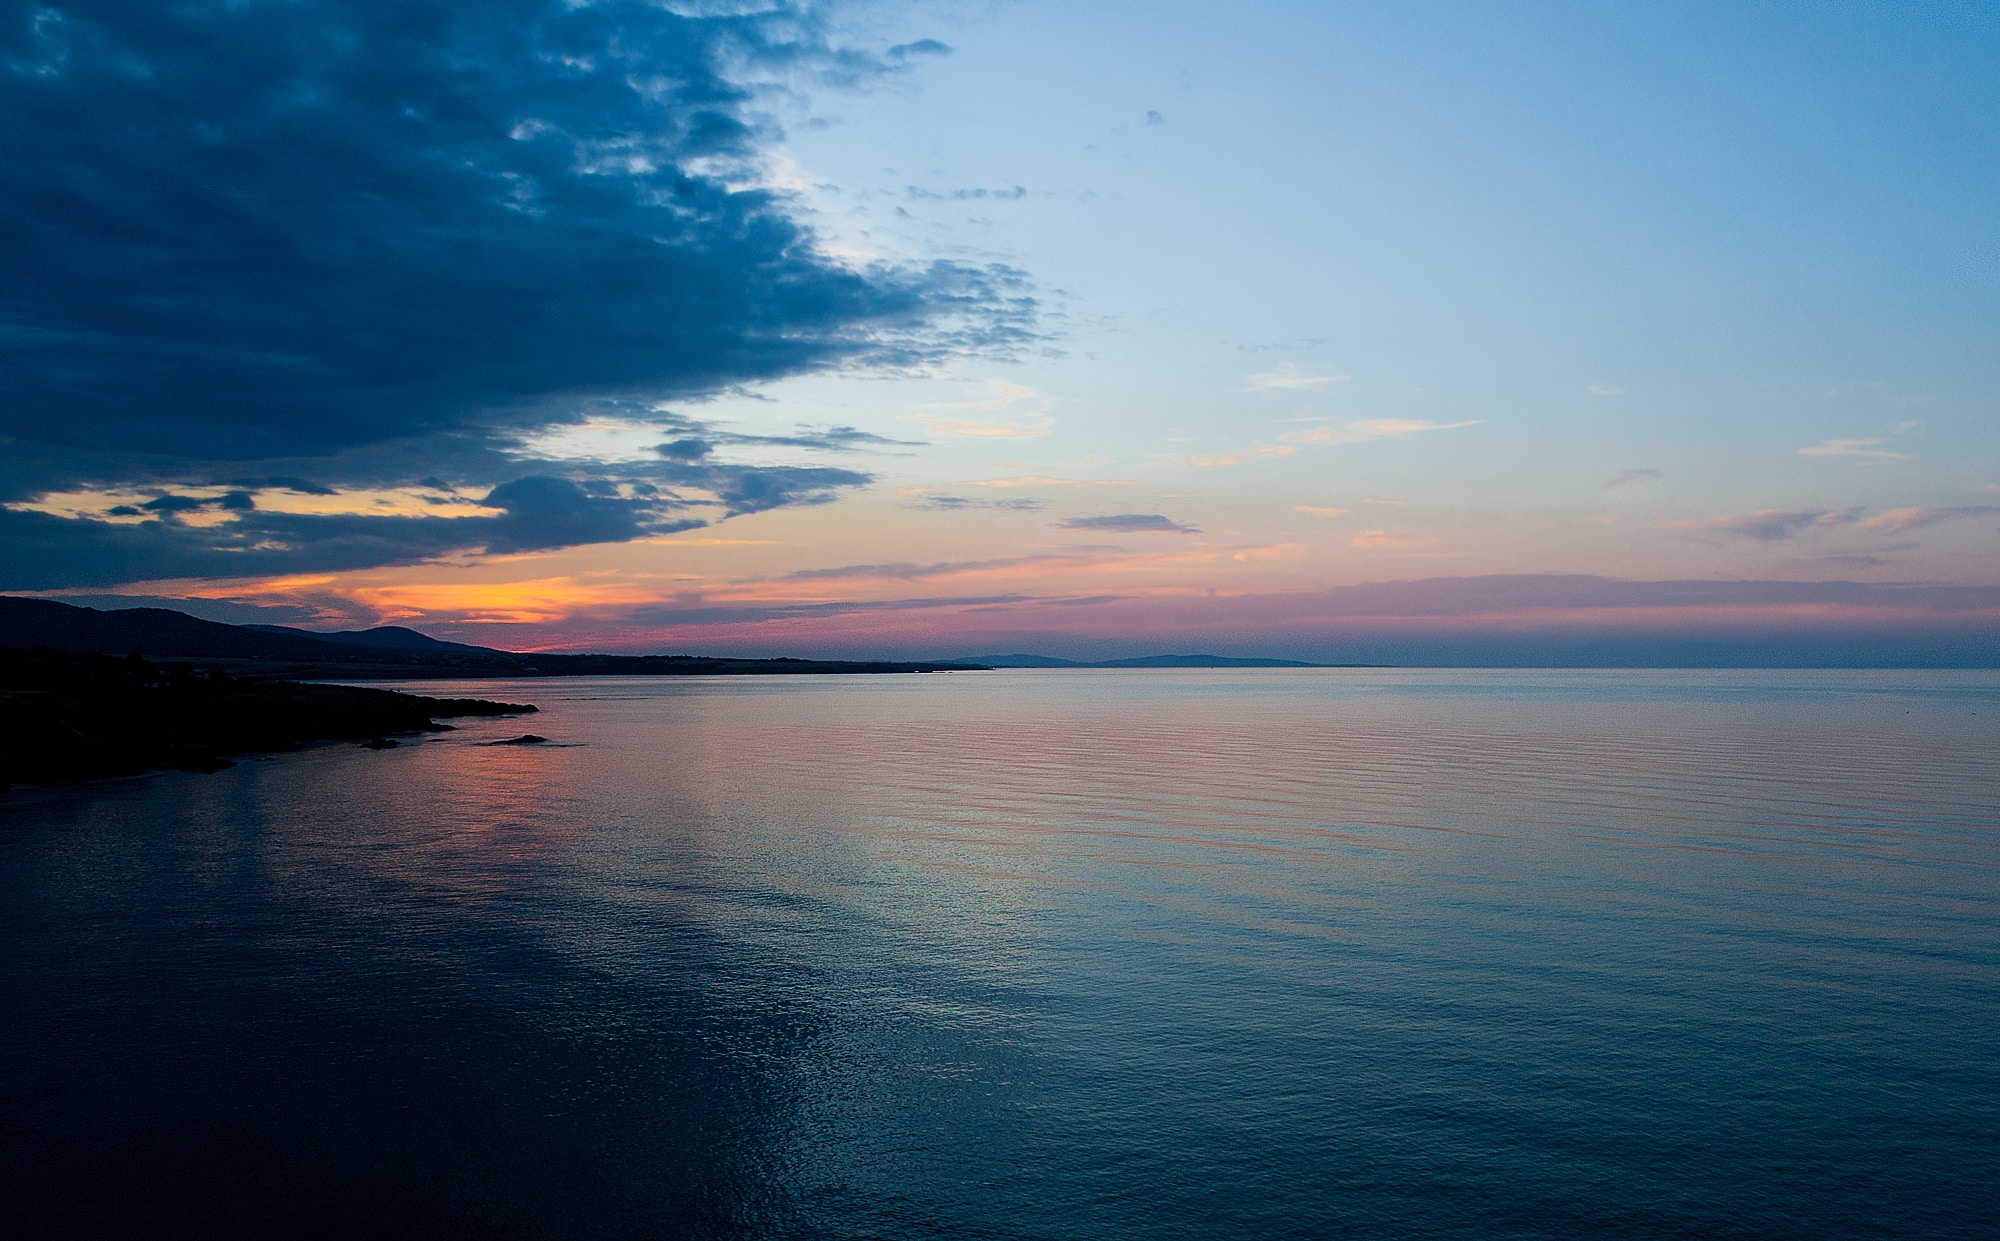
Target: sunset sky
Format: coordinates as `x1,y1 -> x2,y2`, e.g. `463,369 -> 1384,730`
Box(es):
5,1 -> 1998,662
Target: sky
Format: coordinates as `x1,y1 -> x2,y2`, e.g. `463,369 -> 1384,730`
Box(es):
4,0 -> 1999,663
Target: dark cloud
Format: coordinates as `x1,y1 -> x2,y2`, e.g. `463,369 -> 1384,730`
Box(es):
909,495 -> 1043,512
130,489 -> 257,514
0,475 -> 705,589
139,494 -> 212,514
746,425 -> 920,451
1056,514 -> 1200,534
0,1 -> 1032,587
477,476 -> 665,554
246,477 -> 340,497
673,424 -> 919,453
708,464 -> 870,518
657,439 -> 715,462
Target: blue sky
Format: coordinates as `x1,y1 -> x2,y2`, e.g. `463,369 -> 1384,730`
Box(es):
5,1 -> 1998,660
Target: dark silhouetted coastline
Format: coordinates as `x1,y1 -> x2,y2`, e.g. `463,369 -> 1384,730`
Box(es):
0,648 -> 534,786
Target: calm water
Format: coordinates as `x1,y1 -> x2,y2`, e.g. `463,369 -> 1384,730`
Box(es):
4,670 -> 1998,1238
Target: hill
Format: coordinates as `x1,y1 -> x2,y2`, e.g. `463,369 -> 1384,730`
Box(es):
244,623 -> 499,655
0,597 -> 983,678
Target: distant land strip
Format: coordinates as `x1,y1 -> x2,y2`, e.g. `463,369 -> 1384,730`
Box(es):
958,653 -> 1363,669
0,598 -> 1341,680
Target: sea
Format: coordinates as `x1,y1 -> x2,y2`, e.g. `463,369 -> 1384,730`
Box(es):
4,669 -> 1998,1239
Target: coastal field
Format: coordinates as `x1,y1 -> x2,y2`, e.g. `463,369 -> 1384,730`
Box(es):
4,669 -> 1997,1238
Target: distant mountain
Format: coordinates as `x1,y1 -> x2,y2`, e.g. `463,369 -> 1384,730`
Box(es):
0,596 -> 365,661
1093,654 -> 1328,669
961,653 -> 1330,669
0,597 -> 983,678
957,653 -> 1082,668
245,624 -> 497,655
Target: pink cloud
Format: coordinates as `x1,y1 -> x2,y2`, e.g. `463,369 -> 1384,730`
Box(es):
1185,445 -> 1296,468
1859,506 -> 2000,532
1350,529 -> 1443,550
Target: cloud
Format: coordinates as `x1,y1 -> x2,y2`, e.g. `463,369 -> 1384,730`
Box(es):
922,380 -> 1041,411
0,471 -> 732,589
141,494 -> 220,515
703,464 -> 872,518
887,39 -> 952,61
1295,506 -> 1349,517
962,476 -> 1141,489
235,477 -> 340,497
1352,529 -> 1442,550
1279,427 -> 1342,445
785,557 -> 1044,583
906,185 -> 1028,201
714,425 -> 918,453
1588,384 -> 1625,396
1185,445 -> 1296,468
903,380 -> 1053,438
0,398 -> 890,589
475,477 -> 666,554
907,494 -> 1044,512
903,414 -> 1054,439
1673,508 -> 1864,541
657,439 -> 714,462
1670,504 -> 1999,542
1056,514 -> 1200,534
1280,419 -> 1477,446
1346,419 -> 1480,438
1360,497 -> 1406,506
0,2 -> 1031,585
1799,439 -> 1906,460
1247,364 -> 1348,391
1858,506 -> 2000,533
1606,468 -> 1663,488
